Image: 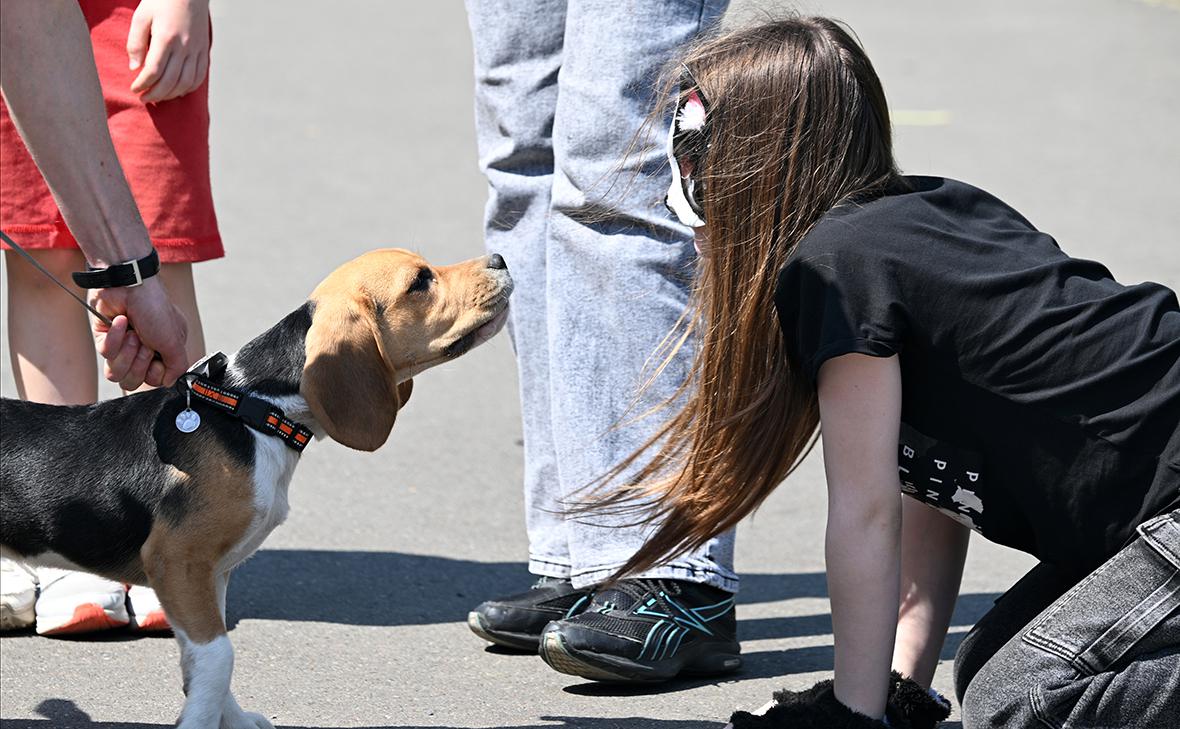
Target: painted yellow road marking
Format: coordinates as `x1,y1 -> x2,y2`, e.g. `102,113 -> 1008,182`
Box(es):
891,109 -> 953,127
1137,0 -> 1180,11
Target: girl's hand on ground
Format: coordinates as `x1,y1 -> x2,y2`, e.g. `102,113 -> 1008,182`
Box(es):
91,277 -> 189,389
127,0 -> 210,103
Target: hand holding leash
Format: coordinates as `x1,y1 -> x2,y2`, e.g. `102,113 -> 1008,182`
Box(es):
91,277 -> 189,390
1,230 -> 189,390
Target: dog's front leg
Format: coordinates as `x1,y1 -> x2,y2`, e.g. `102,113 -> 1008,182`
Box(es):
214,571 -> 273,729
174,627 -> 235,728
144,546 -> 270,728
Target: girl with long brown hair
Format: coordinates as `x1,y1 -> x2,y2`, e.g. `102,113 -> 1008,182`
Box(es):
587,16 -> 1180,729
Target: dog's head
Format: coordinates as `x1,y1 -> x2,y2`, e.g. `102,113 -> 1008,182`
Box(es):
301,249 -> 513,451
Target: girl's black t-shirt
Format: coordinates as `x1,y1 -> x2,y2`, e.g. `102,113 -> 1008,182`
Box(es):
775,176 -> 1180,574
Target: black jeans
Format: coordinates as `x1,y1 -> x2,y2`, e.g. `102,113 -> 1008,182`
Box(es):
955,510 -> 1180,728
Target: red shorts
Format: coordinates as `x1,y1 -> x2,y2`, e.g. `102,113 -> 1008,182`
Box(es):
0,0 -> 223,264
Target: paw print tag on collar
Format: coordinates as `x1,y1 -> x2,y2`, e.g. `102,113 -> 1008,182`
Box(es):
175,384 -> 201,433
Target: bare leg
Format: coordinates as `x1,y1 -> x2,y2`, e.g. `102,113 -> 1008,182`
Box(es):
4,249 -> 97,404
157,262 -> 206,366
5,249 -> 129,634
125,261 -> 207,394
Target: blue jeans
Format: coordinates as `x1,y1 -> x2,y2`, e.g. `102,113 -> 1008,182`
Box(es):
464,0 -> 737,591
956,510 -> 1180,728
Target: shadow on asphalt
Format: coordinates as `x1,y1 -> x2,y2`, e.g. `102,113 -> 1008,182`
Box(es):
737,591 -> 999,642
226,549 -> 998,636
562,639 -> 965,698
564,592 -> 998,696
11,699 -> 967,728
0,625 -> 173,643
12,698 -> 726,729
224,550 -> 835,628
735,624 -> 978,684
737,592 -> 998,679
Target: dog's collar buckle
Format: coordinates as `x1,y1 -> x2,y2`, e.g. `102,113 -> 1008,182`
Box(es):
187,351 -> 228,381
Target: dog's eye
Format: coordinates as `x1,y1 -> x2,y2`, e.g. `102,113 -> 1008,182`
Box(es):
407,267 -> 433,294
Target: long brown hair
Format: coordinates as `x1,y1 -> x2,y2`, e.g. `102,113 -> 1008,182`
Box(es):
584,16 -> 900,577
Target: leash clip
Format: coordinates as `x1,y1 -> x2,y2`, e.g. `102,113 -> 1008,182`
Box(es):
175,351 -> 226,434
186,351 -> 228,381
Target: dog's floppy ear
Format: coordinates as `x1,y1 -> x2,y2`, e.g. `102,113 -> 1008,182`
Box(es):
301,295 -> 403,451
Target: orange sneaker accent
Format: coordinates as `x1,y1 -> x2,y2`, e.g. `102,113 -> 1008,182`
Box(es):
132,609 -> 172,632
40,602 -> 127,636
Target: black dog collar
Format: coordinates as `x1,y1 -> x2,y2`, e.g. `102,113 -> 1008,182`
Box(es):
72,249 -> 160,289
182,352 -> 313,452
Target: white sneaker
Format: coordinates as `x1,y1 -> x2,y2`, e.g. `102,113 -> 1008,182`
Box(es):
34,568 -> 128,636
127,585 -> 170,632
0,557 -> 37,631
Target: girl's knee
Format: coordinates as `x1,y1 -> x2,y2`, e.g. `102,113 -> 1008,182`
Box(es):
959,660 -> 1032,729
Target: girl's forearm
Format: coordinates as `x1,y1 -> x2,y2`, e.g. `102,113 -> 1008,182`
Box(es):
0,0 -> 153,267
826,491 -> 902,720
893,498 -> 969,685
816,353 -> 905,720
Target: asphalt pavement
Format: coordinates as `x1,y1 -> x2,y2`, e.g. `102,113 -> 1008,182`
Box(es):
1,1 -> 1178,727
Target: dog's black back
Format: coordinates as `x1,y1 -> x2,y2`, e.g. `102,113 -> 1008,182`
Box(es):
0,390 -> 254,580
0,303 -> 312,581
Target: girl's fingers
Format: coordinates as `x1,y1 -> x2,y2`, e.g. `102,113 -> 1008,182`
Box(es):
142,52 -> 184,103
131,44 -> 171,95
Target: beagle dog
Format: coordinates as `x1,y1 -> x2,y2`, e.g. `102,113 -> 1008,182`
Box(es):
0,249 -> 512,729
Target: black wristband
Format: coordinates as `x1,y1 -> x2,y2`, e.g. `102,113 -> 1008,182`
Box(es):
72,249 -> 160,289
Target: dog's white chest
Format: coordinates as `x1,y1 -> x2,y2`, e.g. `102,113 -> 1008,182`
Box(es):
220,430 -> 300,572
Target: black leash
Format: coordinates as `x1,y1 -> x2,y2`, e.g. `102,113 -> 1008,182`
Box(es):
0,229 -> 114,326
4,228 -> 313,451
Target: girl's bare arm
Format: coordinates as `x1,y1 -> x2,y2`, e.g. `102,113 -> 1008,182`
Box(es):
894,498 -> 969,685
816,352 -> 905,720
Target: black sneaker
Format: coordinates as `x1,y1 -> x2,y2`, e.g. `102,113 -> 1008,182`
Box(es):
539,578 -> 741,683
467,576 -> 592,652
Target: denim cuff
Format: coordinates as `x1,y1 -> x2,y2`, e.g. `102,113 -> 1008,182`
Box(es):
569,561 -> 739,593
528,555 -> 572,579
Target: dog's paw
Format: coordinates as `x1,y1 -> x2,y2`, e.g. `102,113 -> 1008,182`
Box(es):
220,709 -> 274,729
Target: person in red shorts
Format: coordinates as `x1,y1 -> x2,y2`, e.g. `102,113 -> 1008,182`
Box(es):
0,0 -> 220,636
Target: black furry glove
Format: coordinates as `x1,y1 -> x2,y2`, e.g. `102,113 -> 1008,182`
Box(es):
886,671 -> 951,729
729,672 -> 950,729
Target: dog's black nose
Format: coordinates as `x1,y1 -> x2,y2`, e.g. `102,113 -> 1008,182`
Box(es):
488,253 -> 508,270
